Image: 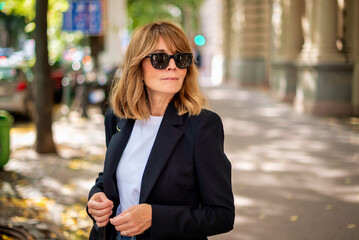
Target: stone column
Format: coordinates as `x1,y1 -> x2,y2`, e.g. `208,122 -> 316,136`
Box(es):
271,0 -> 304,102
222,0 -> 231,84
351,0 -> 359,115
295,0 -> 353,116
300,0 -> 345,63
299,0 -> 315,59
272,0 -> 303,61
314,0 -> 345,62
226,0 -> 271,87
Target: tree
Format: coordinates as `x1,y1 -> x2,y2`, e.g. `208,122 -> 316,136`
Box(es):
2,0 -> 70,154
127,0 -> 203,36
2,0 -> 73,63
33,0 -> 56,153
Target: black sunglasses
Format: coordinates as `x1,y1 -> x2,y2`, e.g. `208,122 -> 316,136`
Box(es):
146,52 -> 193,69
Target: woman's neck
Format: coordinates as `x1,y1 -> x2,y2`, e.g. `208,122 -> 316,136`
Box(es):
148,93 -> 173,116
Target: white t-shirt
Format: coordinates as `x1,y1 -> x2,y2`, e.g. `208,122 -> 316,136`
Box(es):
116,115 -> 163,215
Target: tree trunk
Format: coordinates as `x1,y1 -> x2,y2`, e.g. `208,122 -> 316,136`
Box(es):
34,0 -> 56,154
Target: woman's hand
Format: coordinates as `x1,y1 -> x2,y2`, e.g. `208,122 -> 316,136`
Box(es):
110,204 -> 152,236
87,192 -> 114,227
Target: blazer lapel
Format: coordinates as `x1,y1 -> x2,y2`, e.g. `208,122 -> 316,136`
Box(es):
105,118 -> 135,173
104,118 -> 135,202
139,102 -> 184,203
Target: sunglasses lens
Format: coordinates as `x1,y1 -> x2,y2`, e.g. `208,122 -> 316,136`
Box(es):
174,53 -> 192,69
151,53 -> 169,69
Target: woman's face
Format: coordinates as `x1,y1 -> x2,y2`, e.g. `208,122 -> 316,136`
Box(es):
142,36 -> 187,101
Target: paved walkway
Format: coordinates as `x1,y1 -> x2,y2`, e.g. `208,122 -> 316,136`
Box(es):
1,108 -> 106,239
204,86 -> 359,240
1,85 -> 359,239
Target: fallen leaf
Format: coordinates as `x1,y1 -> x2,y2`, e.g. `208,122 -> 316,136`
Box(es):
259,213 -> 266,220
347,224 -> 356,229
326,205 -> 333,210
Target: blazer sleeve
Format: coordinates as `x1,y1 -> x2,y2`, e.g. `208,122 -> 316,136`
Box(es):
150,111 -> 235,239
88,109 -> 116,199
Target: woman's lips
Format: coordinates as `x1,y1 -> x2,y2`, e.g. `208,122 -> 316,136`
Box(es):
162,77 -> 178,80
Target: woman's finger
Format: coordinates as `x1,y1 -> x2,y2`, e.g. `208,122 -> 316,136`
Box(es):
110,204 -> 151,234
94,210 -> 113,223
88,192 -> 113,210
96,219 -> 110,227
90,207 -> 112,217
88,199 -> 113,210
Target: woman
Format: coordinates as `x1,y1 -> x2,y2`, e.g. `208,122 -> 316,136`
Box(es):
87,21 -> 235,240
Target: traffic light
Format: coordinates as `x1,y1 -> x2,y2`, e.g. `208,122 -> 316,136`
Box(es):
194,35 -> 205,46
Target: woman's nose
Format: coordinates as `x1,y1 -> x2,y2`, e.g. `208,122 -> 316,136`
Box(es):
166,58 -> 177,70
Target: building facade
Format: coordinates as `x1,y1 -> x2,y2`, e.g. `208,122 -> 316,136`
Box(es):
201,0 -> 359,116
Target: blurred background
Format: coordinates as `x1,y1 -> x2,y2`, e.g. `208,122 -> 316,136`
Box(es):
1,0 -> 359,239
1,0 -> 358,121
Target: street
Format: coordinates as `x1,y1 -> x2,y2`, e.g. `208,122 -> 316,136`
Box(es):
1,85 -> 359,239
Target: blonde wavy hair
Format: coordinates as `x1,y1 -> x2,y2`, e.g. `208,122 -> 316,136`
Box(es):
110,21 -> 207,119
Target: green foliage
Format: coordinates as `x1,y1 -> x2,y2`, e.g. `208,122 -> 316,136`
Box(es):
2,0 -> 68,29
1,0 -> 82,63
127,0 -> 203,33
1,0 -> 36,21
47,0 -> 73,64
1,0 -> 204,61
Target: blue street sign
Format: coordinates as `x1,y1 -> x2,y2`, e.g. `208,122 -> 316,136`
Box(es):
63,0 -> 103,35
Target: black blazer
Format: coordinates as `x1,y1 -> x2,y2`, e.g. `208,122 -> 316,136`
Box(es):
88,102 -> 235,240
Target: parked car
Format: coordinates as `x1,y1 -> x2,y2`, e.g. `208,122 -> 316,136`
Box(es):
0,67 -> 34,119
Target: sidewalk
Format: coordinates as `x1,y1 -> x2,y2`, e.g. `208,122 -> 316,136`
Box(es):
1,86 -> 359,239
205,86 -> 359,240
1,108 -> 106,239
